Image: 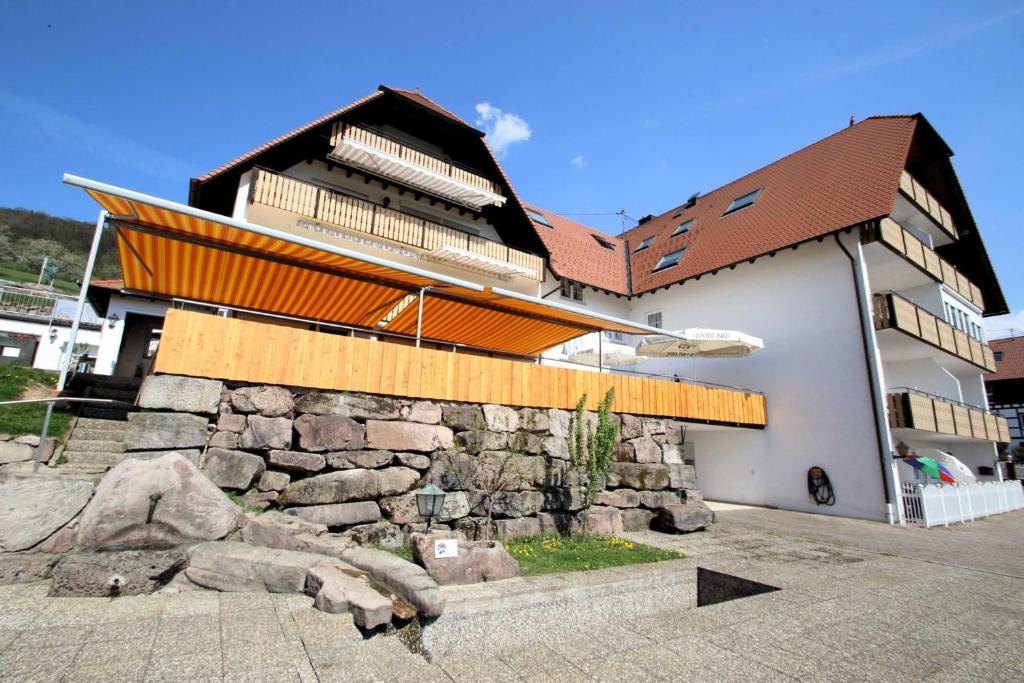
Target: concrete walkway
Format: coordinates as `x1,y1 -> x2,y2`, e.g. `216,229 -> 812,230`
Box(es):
1,507 -> 1023,681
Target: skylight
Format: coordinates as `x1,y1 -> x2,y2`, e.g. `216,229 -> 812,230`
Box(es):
592,234 -> 615,250
653,248 -> 686,272
635,236 -> 656,252
671,219 -> 694,237
528,209 -> 553,228
724,189 -> 761,215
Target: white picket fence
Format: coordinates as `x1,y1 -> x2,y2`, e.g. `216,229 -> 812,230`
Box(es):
901,480 -> 1024,528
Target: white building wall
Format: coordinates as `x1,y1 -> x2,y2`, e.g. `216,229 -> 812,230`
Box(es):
0,318 -> 102,371
94,295 -> 173,376
883,358 -> 962,403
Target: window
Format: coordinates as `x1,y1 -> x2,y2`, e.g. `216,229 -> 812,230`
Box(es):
995,351 -> 1004,362
528,209 -> 553,228
603,331 -> 625,343
652,248 -> 686,272
560,279 -> 584,303
647,312 -> 663,329
671,219 -> 694,237
634,236 -> 656,252
591,234 -> 615,250
724,189 -> 761,215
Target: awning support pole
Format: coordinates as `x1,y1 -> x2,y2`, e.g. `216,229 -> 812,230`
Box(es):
415,287 -> 428,348
35,209 -> 107,474
598,332 -> 604,372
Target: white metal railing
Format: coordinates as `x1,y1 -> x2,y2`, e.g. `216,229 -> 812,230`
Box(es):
0,284 -> 103,326
900,480 -> 1024,528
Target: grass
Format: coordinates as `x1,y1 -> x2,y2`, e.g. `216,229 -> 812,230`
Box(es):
0,262 -> 80,294
380,533 -> 684,577
0,365 -> 73,437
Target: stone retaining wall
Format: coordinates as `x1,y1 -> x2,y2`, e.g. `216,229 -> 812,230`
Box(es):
128,374 -> 702,542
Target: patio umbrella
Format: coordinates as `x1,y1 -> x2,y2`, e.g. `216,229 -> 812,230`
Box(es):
903,456 -> 957,484
568,349 -> 648,367
635,328 -> 764,358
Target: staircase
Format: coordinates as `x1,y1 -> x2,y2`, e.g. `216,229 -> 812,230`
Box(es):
60,417 -> 128,474
64,374 -> 142,420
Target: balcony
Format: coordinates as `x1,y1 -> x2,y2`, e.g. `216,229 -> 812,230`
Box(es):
863,218 -> 984,310
329,123 -> 506,210
872,292 -> 995,372
249,168 -> 543,281
0,285 -> 103,327
894,169 -> 957,243
887,389 -> 1010,443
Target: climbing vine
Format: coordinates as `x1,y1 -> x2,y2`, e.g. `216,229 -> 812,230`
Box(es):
567,388 -> 619,509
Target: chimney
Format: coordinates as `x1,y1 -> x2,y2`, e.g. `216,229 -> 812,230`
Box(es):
849,115 -> 856,127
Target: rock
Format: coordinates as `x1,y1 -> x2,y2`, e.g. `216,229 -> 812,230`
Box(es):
240,415 -> 293,450
0,477 -> 94,552
681,488 -> 703,502
494,517 -> 541,539
294,392 -> 401,420
657,422 -> 684,445
606,463 -> 670,490
326,450 -> 393,470
405,402 -> 441,424
230,386 -> 294,417
258,470 -> 291,492
537,512 -> 582,536
0,441 -> 34,465
186,541 -> 326,592
394,452 -> 430,470
544,487 -> 588,511
0,433 -> 9,441
410,532 -> 518,585
469,490 -> 544,518
268,450 -> 326,473
620,414 -> 643,439
596,488 -> 640,508
124,413 -> 208,451
37,526 -> 77,554
455,430 -> 506,454
124,449 -> 201,466
343,521 -> 403,548
281,469 -> 378,506
294,415 -> 364,452
13,434 -> 39,446
547,409 -> 571,437
137,375 -> 223,414
639,491 -> 681,509
507,432 -> 542,455
286,502 -> 381,528
339,546 -> 445,617
621,508 -> 656,532
492,453 -> 546,489
517,408 -> 549,433
630,437 -> 662,464
612,442 -> 635,462
76,453 -> 244,550
48,548 -> 188,597
306,560 -> 392,628
209,431 -> 240,449
582,506 -> 623,534
541,436 -> 569,460
669,464 -> 697,489
441,404 -> 485,431
0,553 -> 59,583
482,405 -> 518,432
202,448 -> 266,490
365,421 -> 453,452
435,491 -> 470,523
378,467 -> 421,496
661,444 -> 685,464
655,502 -> 713,533
239,490 -> 278,511
217,414 -> 247,433
380,493 -> 423,525
240,511 -> 326,548
642,418 -> 667,435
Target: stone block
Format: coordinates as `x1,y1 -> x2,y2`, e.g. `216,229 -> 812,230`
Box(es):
517,407 -> 549,433
582,506 -> 623,534
124,412 -> 208,451
621,508 -> 655,532
239,490 -> 279,511
49,548 -> 188,597
343,521 -> 403,548
630,436 -> 662,463
380,493 -> 420,525
596,488 -> 640,508
541,436 -> 569,460
0,477 -> 93,552
306,560 -> 392,628
366,421 -> 453,452
294,414 -> 364,452
338,546 -> 445,617
606,462 -> 670,490
240,415 -> 292,450
642,418 -> 667,435
456,430 -> 507,454
537,512 -> 582,536
435,490 -> 471,523
507,431 -> 542,455
258,470 -> 290,492
410,533 -> 518,585
661,443 -> 685,465
268,449 -> 326,473
394,452 -> 431,470
326,450 -> 393,470
377,467 -> 421,497
655,502 -> 712,533
441,404 -> 485,431
186,541 -> 325,593
286,501 -> 381,528
137,375 -> 223,414
230,385 -> 294,417
281,469 -> 379,505
639,490 -> 681,509
469,490 -> 544,518
0,441 -> 34,465
612,441 -> 635,462
494,517 -> 541,539
209,431 -> 239,449
202,448 -> 266,490
547,409 -> 571,437
239,511 -> 327,550
669,463 -> 697,489
404,401 -> 441,424
124,449 -> 201,466
544,487 -> 588,511
620,414 -> 643,439
294,392 -> 401,419
217,413 -> 246,433
482,404 -> 518,432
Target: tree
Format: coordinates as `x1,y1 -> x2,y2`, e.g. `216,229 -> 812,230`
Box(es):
438,448 -> 527,540
567,388 -> 619,510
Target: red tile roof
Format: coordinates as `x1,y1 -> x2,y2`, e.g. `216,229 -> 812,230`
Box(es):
986,337 -> 1024,382
89,278 -> 124,290
525,206 -> 629,295
383,86 -> 479,132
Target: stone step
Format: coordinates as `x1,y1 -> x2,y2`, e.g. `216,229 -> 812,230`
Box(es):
64,439 -> 125,454
68,430 -> 126,444
57,463 -> 113,476
74,417 -> 130,430
62,451 -> 125,468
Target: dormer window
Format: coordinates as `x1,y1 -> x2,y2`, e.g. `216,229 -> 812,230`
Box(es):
592,235 -> 616,250
653,248 -> 686,273
528,209 -> 553,228
724,189 -> 761,215
560,279 -> 584,303
671,219 -> 694,237
635,236 -> 656,252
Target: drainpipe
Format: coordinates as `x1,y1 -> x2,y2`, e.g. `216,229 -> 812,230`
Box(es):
833,231 -> 901,524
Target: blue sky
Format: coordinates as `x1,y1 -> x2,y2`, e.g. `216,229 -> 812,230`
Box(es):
2,1 -> 1022,331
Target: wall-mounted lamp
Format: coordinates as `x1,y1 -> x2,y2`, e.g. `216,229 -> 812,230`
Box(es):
48,327 -> 58,343
895,441 -> 910,458
106,313 -> 120,329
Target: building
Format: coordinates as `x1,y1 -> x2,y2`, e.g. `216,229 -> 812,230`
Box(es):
0,283 -> 102,371
986,336 -> 1024,453
75,87 -> 1008,524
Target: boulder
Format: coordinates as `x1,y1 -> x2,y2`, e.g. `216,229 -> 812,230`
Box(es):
642,418 -> 667,435
202,448 -> 266,490
441,404 -> 485,431
469,490 -> 544,518
454,430 -> 506,454
544,487 -> 588,511
217,414 -> 247,433
124,449 -> 201,466
37,526 -> 77,554
286,502 -> 381,528
294,392 -> 401,420
240,415 -> 293,450
482,405 -> 518,433
537,512 -> 583,536
596,488 -> 641,508
378,467 -> 421,497
48,548 -> 187,597
268,449 -> 326,473
657,422 -> 684,445
258,470 -> 290,492
365,421 -> 453,452
343,521 -> 403,548
379,493 -> 420,525
294,414 -> 364,452
326,450 -> 393,470
493,517 -> 541,539
186,541 -> 326,592
410,532 -> 518,585
621,508 -> 656,532
620,414 -> 643,439
547,409 -> 571,438
485,453 -> 545,490
0,477 -> 94,552
655,502 -> 713,533
137,375 -> 223,414
230,385 -> 294,417
517,408 -> 549,433
612,442 -> 635,462
404,402 -> 441,424
240,512 -> 327,549
124,413 -> 208,451
13,434 -> 39,446
0,441 -> 34,465
208,432 -> 240,449
339,546 -> 445,617
630,437 -> 662,464
606,462 -> 670,490
239,490 -> 278,511
305,560 -> 392,628
435,491 -> 470,523
661,444 -> 685,464
281,469 -> 379,506
394,452 -> 430,470
639,490 -> 681,509
669,464 -> 697,489
507,431 -> 542,455
681,488 -> 703,502
541,436 -> 569,460
76,453 -> 244,550
582,506 -> 623,535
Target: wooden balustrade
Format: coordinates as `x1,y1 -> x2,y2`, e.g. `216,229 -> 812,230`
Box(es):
887,390 -> 1010,443
898,170 -> 957,240
250,168 -> 544,281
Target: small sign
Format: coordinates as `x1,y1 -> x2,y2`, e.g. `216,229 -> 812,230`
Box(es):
434,539 -> 458,559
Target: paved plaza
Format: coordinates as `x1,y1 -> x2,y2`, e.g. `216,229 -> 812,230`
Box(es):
1,506 -> 1023,681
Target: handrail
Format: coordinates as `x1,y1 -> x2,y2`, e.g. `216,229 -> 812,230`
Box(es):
353,123 -> 488,178
888,386 -> 995,415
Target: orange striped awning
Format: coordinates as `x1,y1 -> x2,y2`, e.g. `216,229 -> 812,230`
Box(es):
69,175 -> 670,356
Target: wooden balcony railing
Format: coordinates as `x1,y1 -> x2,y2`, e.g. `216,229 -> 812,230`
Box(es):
863,218 -> 984,310
249,168 -> 544,281
898,170 -> 957,241
331,123 -> 503,196
872,292 -> 995,372
887,389 -> 1011,443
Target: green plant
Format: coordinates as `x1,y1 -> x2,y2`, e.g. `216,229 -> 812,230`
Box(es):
567,388 -> 619,509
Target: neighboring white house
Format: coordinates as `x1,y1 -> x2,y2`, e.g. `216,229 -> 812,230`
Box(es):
0,284 -> 102,371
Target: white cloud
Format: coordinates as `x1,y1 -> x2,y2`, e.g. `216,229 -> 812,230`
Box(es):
570,155 -> 586,170
985,310 -> 1024,340
475,102 -> 531,155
